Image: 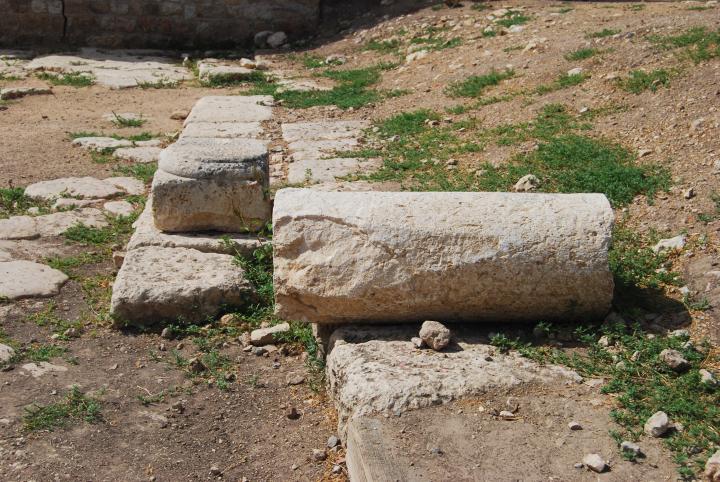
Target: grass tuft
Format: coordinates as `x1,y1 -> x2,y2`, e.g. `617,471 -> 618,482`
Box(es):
446,69 -> 514,98
565,48 -> 600,61
620,69 -> 670,94
587,28 -> 621,39
37,71 -> 94,87
23,386 -> 102,431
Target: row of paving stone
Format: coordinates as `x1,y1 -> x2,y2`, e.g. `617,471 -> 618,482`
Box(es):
0,176 -> 145,300
110,95 -> 277,325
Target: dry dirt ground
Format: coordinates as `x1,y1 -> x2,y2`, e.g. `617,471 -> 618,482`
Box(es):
1,1 -> 720,481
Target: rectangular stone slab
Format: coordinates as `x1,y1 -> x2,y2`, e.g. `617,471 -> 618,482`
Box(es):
273,189 -> 614,324
287,157 -> 382,184
151,169 -> 271,233
184,96 -> 273,125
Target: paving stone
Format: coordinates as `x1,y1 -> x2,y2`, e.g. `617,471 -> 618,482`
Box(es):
103,200 -> 135,217
24,177 -> 124,200
35,209 -> 108,237
110,246 -> 254,325
282,121 -> 368,142
150,169 -> 271,233
127,201 -> 264,257
0,216 -> 39,240
52,198 -> 101,210
184,96 -> 273,124
20,362 -> 68,378
0,260 -> 68,300
158,137 -> 269,180
0,250 -> 12,262
274,190 -> 614,324
327,325 -> 582,438
26,51 -> 191,89
104,176 -> 146,196
250,323 -> 290,346
289,138 -> 360,160
72,137 -> 134,150
197,62 -> 256,81
0,86 -> 52,100
287,157 -> 382,184
113,146 -> 162,164
180,122 -> 263,139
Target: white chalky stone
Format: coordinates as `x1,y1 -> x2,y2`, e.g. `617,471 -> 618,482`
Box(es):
0,261 -> 68,300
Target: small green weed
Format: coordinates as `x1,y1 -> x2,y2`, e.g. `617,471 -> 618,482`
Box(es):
111,112 -> 146,128
113,162 -> 157,183
1,187 -> 49,219
565,48 -> 600,61
37,71 -> 94,87
610,225 -> 682,290
629,3 -> 646,11
46,252 -> 107,277
495,11 -> 532,28
63,213 -> 137,247
649,27 -> 720,63
620,69 -> 670,94
536,72 -> 588,94
365,39 -> 402,54
587,28 -> 621,39
23,386 -> 102,431
446,69 -> 514,98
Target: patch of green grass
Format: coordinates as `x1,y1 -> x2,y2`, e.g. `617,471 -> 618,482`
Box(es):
492,319 -> 718,479
110,112 -> 146,128
91,148 -> 116,164
495,11 -> 532,28
200,70 -> 267,88
365,39 -> 402,54
586,28 -> 621,39
649,27 -> 720,63
113,162 -> 157,183
565,48 -> 600,61
37,71 -> 94,87
610,225 -> 682,290
482,29 -> 497,38
629,3 -> 646,11
23,386 -> 102,431
247,64 -> 393,109
1,187 -> 49,219
24,344 -> 68,362
478,134 -> 670,206
620,69 -> 670,94
536,72 -> 588,94
686,5 -> 711,11
471,2 -> 490,11
46,252 -> 107,278
68,131 -> 158,143
63,213 -> 137,247
446,69 -> 514,98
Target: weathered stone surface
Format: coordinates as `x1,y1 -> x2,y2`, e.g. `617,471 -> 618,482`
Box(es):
0,261 -> 68,300
151,169 -> 271,233
644,411 -> 670,437
0,216 -> 38,240
184,96 -> 273,125
282,121 -> 368,142
659,348 -> 690,371
274,190 -> 615,324
289,138 -> 359,160
20,362 -> 68,378
706,450 -> 720,482
250,322 -> 290,346
52,198 -> 101,210
104,177 -> 146,196
25,177 -> 124,200
419,320 -> 451,351
103,200 -> 135,217
158,137 -> 269,180
0,86 -> 52,100
110,246 -> 254,325
113,146 -> 162,164
582,454 -> 607,473
0,343 -> 15,363
327,325 -> 582,437
287,157 -> 381,184
72,137 -> 134,150
127,201 -> 264,257
0,209 -> 108,240
26,51 -> 191,89
180,122 -> 263,139
197,62 -> 256,81
653,235 -> 686,253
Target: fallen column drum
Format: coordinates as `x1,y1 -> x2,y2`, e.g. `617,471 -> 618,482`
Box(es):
273,189 -> 615,324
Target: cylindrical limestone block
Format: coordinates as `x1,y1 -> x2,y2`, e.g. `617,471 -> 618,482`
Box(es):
273,189 -> 615,324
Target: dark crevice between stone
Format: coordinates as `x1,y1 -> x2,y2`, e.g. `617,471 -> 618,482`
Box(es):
60,0 -> 68,39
